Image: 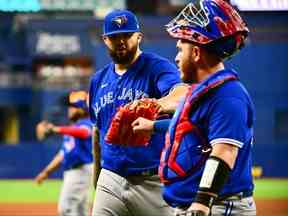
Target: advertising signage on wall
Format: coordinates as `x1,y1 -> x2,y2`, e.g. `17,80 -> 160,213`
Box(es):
26,20 -> 93,57
40,0 -> 125,11
0,0 -> 125,12
231,0 -> 288,11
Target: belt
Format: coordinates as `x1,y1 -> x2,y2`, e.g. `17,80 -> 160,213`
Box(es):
66,163 -> 83,171
178,190 -> 253,210
128,168 -> 158,177
216,190 -> 253,202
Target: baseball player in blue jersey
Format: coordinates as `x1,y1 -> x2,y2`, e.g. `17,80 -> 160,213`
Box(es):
89,9 -> 188,216
132,0 -> 256,215
35,91 -> 93,216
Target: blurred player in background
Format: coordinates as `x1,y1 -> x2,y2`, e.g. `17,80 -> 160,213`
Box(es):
132,0 -> 256,215
35,91 -> 93,216
89,9 -> 188,216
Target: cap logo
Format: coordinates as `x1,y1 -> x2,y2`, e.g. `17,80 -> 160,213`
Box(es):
112,15 -> 128,27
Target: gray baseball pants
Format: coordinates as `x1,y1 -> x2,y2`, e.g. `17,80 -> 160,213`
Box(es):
92,168 -> 174,216
58,163 -> 93,216
174,196 -> 256,216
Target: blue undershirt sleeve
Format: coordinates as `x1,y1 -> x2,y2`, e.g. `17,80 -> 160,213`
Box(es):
153,119 -> 171,133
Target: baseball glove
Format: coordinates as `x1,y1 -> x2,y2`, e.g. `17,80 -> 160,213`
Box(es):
105,98 -> 162,146
36,121 -> 53,141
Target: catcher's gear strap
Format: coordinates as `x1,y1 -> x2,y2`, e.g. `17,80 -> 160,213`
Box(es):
153,119 -> 171,133
195,156 -> 231,208
58,126 -> 91,139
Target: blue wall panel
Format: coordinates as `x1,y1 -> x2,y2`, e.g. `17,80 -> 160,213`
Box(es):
0,142 -> 287,178
0,142 -> 63,179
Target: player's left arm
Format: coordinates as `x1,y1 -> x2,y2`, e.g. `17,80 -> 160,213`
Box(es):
189,144 -> 239,215
34,152 -> 64,185
189,97 -> 251,215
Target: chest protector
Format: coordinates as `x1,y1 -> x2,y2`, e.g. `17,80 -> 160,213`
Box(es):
159,73 -> 237,184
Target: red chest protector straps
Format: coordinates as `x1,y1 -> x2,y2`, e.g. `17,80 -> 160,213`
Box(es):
159,75 -> 237,184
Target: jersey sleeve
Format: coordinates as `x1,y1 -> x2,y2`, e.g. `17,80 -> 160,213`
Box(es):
207,97 -> 251,148
153,60 -> 182,96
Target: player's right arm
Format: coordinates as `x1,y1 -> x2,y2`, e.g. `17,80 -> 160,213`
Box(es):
157,84 -> 188,113
152,58 -> 189,113
89,71 -> 104,189
132,118 -> 171,134
92,126 -> 101,189
34,152 -> 64,185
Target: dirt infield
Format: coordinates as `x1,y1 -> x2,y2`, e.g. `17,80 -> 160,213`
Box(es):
0,199 -> 287,216
0,203 -> 57,216
256,199 -> 288,216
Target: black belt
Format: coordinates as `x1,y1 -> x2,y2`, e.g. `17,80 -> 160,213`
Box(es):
217,190 -> 253,201
128,168 -> 158,177
67,164 -> 83,170
179,190 -> 253,209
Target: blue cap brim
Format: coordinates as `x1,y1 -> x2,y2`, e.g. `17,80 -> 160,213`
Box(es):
103,29 -> 140,36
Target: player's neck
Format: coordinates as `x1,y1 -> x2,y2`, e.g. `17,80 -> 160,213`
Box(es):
197,62 -> 225,82
115,50 -> 142,75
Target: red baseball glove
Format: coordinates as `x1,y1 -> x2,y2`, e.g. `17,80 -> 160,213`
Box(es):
105,98 -> 162,146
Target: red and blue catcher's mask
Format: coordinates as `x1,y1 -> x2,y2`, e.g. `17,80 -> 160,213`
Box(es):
166,0 -> 249,59
68,91 -> 88,111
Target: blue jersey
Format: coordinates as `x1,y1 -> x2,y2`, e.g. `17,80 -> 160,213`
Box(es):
89,52 -> 182,176
60,118 -> 93,170
162,69 -> 255,207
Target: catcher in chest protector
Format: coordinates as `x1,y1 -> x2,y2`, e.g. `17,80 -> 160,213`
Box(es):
89,9 -> 189,216
35,91 -> 93,216
131,1 -> 257,216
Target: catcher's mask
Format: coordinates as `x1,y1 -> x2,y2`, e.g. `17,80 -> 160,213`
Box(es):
68,91 -> 89,111
166,0 -> 249,59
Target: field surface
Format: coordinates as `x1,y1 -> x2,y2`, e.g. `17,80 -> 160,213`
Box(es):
0,178 -> 287,216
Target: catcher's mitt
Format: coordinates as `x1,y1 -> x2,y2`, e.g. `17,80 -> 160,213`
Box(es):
36,121 -> 54,141
105,98 -> 162,146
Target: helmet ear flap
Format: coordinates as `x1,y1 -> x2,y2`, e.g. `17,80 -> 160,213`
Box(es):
203,34 -> 243,60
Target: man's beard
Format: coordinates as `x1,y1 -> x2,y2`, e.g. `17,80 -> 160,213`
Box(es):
108,45 -> 138,65
181,61 -> 198,83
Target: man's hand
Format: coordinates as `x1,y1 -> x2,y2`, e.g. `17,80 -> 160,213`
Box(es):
34,171 -> 48,185
188,203 -> 210,215
175,203 -> 209,216
36,121 -> 55,141
175,205 -> 208,216
132,117 -> 155,136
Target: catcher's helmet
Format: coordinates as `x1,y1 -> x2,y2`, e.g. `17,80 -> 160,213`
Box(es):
68,91 -> 88,110
166,0 -> 249,59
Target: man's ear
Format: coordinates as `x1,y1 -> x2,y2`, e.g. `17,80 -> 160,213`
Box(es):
137,32 -> 143,43
193,46 -> 201,62
102,35 -> 109,46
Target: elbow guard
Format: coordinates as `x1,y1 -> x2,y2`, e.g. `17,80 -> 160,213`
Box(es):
194,156 -> 232,208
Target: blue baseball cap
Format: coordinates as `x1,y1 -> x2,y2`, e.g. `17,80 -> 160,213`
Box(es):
103,10 -> 140,36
